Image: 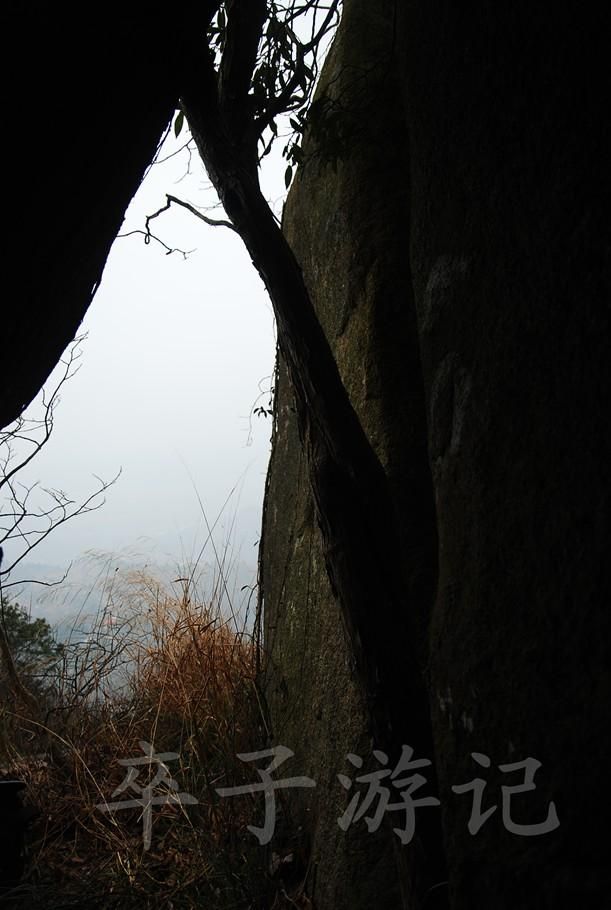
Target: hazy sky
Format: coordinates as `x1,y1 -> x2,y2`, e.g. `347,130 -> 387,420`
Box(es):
6,122 -> 283,582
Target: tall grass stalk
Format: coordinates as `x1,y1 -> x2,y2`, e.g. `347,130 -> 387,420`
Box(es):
0,563 -> 277,909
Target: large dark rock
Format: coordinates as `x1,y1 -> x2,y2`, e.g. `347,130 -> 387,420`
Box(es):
262,0 -> 611,907
401,4 -> 611,907
262,2 -> 438,906
0,4 -> 204,429
0,780 -> 35,889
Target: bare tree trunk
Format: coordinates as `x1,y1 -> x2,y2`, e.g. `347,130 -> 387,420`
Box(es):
0,552 -> 38,716
178,8 -> 447,896
182,93 -> 429,756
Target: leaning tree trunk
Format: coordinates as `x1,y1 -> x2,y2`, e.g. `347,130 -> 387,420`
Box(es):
180,24 -> 446,901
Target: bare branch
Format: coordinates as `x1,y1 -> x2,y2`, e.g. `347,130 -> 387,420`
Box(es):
150,194 -> 238,233
0,471 -> 121,580
117,228 -> 193,258
0,338 -> 84,493
1,342 -> 121,589
0,565 -> 71,591
152,137 -> 195,166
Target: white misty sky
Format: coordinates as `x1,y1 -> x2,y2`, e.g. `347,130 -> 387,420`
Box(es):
8,121 -> 285,579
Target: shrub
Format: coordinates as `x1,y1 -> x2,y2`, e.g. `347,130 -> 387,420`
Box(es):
0,569 -> 280,909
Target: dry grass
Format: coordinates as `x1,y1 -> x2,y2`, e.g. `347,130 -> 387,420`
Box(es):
0,567 -> 281,909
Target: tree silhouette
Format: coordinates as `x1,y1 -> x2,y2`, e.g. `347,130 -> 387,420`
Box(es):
176,0 -> 432,767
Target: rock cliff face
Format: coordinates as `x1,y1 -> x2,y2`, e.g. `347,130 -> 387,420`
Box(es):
0,3 -> 204,430
261,3 -> 436,907
261,1 -> 610,908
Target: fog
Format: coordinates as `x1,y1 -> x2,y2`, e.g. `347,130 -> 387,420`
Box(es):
3,122 -> 281,608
